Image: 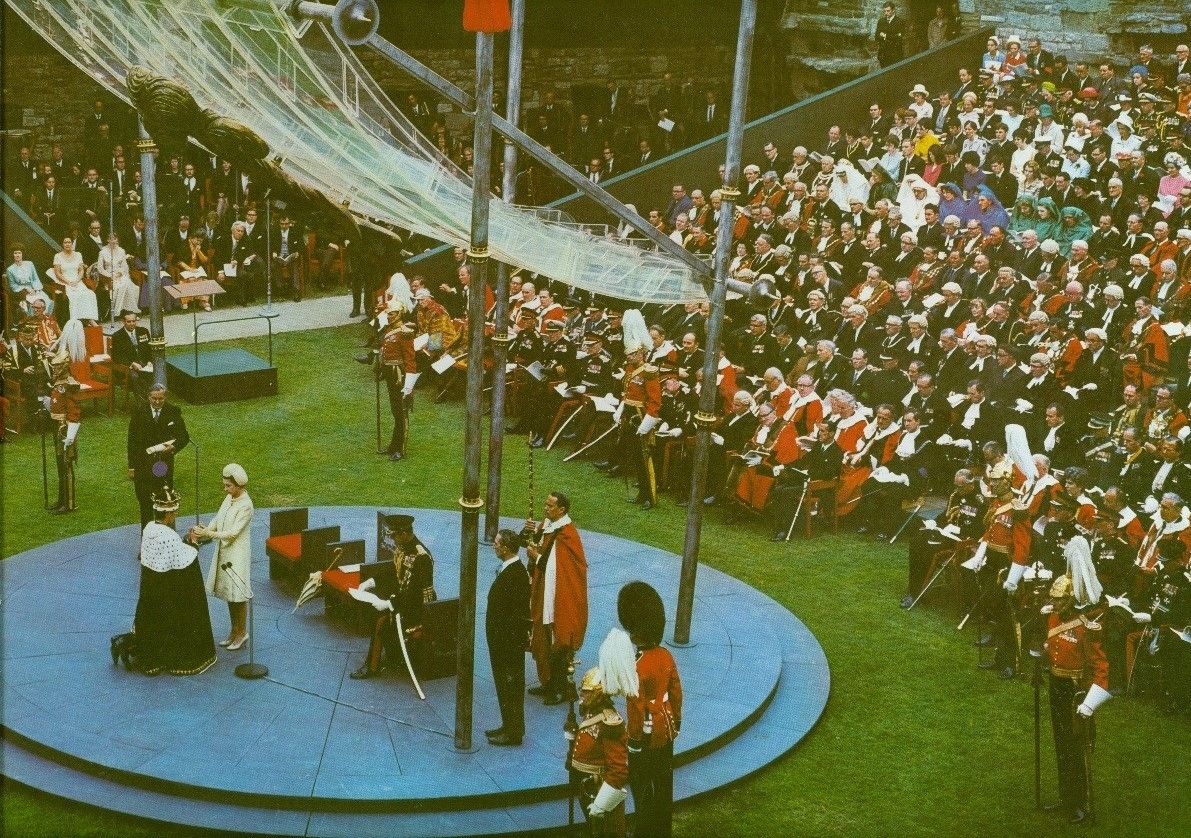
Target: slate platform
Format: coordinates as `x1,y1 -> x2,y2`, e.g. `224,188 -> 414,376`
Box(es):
165,348 -> 278,404
1,507 -> 829,836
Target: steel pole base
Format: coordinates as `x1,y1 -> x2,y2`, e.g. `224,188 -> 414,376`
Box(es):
235,662 -> 269,679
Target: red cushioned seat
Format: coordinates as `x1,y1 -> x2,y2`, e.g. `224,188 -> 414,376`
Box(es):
265,533 -> 302,562
322,568 -> 360,593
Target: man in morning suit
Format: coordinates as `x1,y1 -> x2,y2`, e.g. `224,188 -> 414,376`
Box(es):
110,311 -> 152,397
485,530 -> 532,747
127,384 -> 190,528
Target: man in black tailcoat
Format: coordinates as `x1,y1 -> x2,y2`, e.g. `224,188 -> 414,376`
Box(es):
127,385 -> 190,528
485,530 -> 532,747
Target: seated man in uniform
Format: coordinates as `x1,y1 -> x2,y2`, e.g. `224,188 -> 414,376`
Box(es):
350,514 -> 437,679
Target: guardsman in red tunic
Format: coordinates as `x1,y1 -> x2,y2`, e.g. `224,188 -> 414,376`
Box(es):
618,582 -> 683,838
969,459 -> 1032,678
618,347 -> 662,509
47,352 -> 81,514
379,320 -> 419,462
568,667 -> 630,837
1039,540 -> 1111,825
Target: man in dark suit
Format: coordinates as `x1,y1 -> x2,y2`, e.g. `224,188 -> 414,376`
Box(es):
127,385 -> 190,528
485,529 -> 531,747
110,311 -> 153,396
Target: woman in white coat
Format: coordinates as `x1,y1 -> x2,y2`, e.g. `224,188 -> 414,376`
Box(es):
192,463 -> 255,650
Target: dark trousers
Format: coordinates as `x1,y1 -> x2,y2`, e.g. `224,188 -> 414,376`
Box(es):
547,644 -> 573,698
906,527 -> 947,597
630,742 -> 674,838
365,611 -> 397,673
491,656 -> 525,738
384,372 -> 407,455
55,440 -> 75,510
619,413 -> 656,504
1049,675 -> 1091,812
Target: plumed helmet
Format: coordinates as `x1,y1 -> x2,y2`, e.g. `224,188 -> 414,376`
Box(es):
618,580 -> 666,647
580,666 -> 606,694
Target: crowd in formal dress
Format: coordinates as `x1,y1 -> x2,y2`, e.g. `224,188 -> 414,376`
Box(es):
362,36 -> 1191,735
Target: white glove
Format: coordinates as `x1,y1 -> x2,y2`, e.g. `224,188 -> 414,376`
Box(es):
1063,386 -> 1080,399
587,782 -> 628,817
1082,383 -> 1097,391
574,385 -> 586,394
922,519 -> 938,530
953,438 -> 972,451
637,414 -> 660,435
1143,495 -> 1160,515
372,598 -> 394,612
710,432 -> 724,446
64,421 -> 80,446
941,524 -> 961,537
1076,683 -> 1112,717
39,396 -> 51,411
402,371 -> 420,397
937,433 -> 953,445
772,465 -> 784,476
1041,602 -> 1054,614
1003,561 -> 1027,592
668,426 -> 683,437
1133,612 -> 1152,624
659,422 -> 670,435
359,577 -> 377,592
612,403 -> 624,424
1014,397 -> 1033,414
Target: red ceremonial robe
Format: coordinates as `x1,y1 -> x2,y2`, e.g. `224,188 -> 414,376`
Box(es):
529,519 -> 588,685
736,421 -> 801,510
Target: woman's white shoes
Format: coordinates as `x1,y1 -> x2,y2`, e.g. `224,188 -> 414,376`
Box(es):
226,635 -> 248,651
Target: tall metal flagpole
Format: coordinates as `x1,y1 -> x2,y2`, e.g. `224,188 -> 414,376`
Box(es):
456,29 -> 496,753
673,0 -> 757,645
483,0 -> 524,544
136,117 -> 167,389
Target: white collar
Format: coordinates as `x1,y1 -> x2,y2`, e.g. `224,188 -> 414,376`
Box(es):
542,514 -> 572,534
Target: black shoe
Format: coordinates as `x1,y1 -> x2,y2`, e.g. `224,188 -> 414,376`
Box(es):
543,693 -> 567,706
606,466 -> 623,477
488,733 -> 522,747
530,435 -> 545,448
900,596 -> 914,609
975,634 -> 994,647
593,460 -> 612,471
771,532 -> 787,542
50,505 -> 71,515
998,666 -> 1016,680
1069,809 -> 1091,825
389,452 -> 403,462
349,665 -> 376,680
528,685 -> 549,696
350,309 -> 361,318
977,661 -> 996,670
485,727 -> 505,738
856,526 -> 870,535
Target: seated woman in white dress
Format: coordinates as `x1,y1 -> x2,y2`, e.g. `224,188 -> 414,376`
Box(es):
96,232 -> 140,316
48,236 -> 99,323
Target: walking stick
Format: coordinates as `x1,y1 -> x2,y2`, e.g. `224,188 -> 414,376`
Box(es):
374,369 -> 384,454
1031,649 -> 1042,809
909,549 -> 957,610
40,419 -> 50,509
889,500 -> 924,545
783,469 -> 811,542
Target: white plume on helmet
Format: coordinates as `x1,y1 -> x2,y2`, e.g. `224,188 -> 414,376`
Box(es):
1064,535 -> 1102,607
621,308 -> 652,356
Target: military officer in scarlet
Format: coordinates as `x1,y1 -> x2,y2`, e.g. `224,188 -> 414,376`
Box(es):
1039,537 -> 1112,825
617,347 -> 662,509
527,491 -> 588,704
379,320 -> 419,462
48,357 -> 81,514
619,582 -> 682,838
974,458 -> 1033,679
568,667 -> 630,836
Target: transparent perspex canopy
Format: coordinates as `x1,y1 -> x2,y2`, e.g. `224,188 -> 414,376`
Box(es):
6,0 -> 708,303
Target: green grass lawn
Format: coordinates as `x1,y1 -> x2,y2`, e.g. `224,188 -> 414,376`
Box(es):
2,325 -> 1188,837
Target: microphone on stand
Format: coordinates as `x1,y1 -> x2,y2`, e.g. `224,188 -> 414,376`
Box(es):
218,559 -> 268,680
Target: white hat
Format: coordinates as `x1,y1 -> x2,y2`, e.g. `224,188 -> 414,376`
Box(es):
413,287 -> 432,300
1040,239 -> 1059,254
222,463 -> 248,487
942,282 -> 962,294
909,84 -> 929,97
